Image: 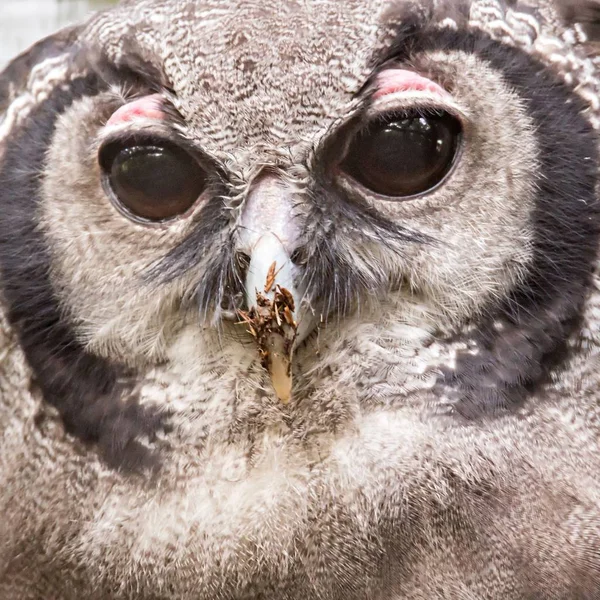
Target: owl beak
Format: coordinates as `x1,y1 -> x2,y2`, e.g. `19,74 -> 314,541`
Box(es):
237,175 -> 309,403
242,233 -> 299,403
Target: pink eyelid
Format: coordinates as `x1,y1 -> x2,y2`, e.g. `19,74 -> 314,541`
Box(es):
106,94 -> 165,126
373,69 -> 451,100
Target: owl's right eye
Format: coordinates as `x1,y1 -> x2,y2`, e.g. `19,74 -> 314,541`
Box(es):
99,140 -> 207,222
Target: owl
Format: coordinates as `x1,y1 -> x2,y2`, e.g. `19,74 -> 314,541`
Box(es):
2,0 -> 600,598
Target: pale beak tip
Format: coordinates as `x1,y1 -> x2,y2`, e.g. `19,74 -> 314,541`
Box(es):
274,381 -> 292,404
269,352 -> 293,404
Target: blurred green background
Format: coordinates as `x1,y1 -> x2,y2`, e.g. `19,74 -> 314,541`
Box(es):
0,0 -> 118,67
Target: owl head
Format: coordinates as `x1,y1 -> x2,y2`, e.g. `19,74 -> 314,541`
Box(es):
0,0 -> 598,467
4,1 -> 600,598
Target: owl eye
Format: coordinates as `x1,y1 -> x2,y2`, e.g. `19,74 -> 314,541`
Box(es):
341,110 -> 462,198
99,140 -> 207,222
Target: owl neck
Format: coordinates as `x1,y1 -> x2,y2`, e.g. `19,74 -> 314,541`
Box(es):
0,295 -> 41,423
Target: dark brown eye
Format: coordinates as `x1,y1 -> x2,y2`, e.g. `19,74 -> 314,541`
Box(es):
341,111 -> 462,198
100,141 -> 207,221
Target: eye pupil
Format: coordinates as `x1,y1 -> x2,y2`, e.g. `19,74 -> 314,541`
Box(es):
102,142 -> 207,221
341,111 -> 461,198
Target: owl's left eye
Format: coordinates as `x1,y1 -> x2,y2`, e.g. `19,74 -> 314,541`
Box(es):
339,110 -> 462,198
99,140 -> 207,222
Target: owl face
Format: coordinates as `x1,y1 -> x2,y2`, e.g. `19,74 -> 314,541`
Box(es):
1,1 -> 600,596
44,41 -> 537,363
38,4 -> 531,352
